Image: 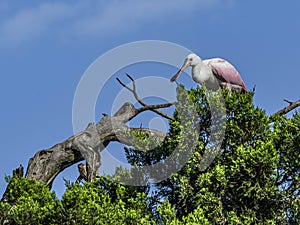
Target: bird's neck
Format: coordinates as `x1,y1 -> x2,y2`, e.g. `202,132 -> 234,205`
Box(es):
192,61 -> 211,83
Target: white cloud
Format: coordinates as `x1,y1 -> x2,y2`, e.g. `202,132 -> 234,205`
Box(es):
72,0 -> 218,36
0,2 -> 81,47
0,0 -> 233,47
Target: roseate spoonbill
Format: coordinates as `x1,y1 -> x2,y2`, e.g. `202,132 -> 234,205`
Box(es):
170,53 -> 247,92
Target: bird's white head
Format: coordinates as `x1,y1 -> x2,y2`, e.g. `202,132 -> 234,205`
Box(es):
185,53 -> 201,66
170,53 -> 201,82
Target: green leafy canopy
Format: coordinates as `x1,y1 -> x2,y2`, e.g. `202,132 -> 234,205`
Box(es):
1,86 -> 299,224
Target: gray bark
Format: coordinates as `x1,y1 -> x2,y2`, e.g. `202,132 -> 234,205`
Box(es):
24,102 -> 170,187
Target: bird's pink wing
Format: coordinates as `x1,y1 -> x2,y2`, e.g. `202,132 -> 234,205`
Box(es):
203,58 -> 247,92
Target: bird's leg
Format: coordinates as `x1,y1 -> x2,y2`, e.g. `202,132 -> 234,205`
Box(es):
220,82 -> 243,93
220,82 -> 230,90
220,82 -> 232,96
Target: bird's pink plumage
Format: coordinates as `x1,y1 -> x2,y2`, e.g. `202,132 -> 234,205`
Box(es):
204,58 -> 247,92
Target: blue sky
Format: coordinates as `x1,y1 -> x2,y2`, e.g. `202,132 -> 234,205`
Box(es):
0,0 -> 299,197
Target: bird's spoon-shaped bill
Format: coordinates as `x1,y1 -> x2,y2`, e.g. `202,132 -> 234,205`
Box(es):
170,60 -> 189,82
170,69 -> 183,82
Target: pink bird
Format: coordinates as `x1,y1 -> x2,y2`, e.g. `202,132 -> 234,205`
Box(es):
170,53 -> 247,93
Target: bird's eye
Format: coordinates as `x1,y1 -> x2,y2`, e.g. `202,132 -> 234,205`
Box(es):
189,58 -> 192,61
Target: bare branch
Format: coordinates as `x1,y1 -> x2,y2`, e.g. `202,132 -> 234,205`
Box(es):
271,99 -> 300,120
116,77 -> 132,92
21,102 -> 168,188
2,74 -> 177,199
136,103 -> 175,114
116,74 -> 175,120
283,99 -> 293,105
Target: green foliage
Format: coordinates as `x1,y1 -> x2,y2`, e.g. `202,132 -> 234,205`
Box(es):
156,201 -> 210,224
125,86 -> 300,223
1,86 -> 299,224
272,113 -> 300,223
0,177 -> 63,224
61,178 -> 155,225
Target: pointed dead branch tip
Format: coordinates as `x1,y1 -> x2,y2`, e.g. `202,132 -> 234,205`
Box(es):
117,73 -> 175,120
12,164 -> 24,177
116,77 -> 122,84
116,77 -> 129,90
283,99 -> 293,105
125,73 -> 134,82
270,98 -> 300,120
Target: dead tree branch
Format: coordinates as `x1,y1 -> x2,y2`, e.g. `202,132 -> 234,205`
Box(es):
1,165 -> 24,202
2,75 -> 175,193
23,101 -> 169,188
4,69 -> 299,202
13,164 -> 24,177
116,73 -> 175,120
270,99 -> 300,120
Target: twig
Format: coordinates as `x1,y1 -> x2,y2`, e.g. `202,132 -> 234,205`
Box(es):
283,99 -> 293,105
117,74 -> 175,120
2,77 -> 177,194
270,99 -> 300,120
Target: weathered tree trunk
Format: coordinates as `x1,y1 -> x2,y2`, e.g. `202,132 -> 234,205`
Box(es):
24,102 -> 169,188
0,75 -> 173,202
